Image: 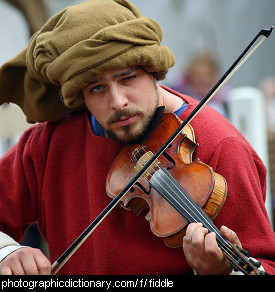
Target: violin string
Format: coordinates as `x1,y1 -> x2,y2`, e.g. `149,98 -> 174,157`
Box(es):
134,150 -> 160,178
162,169 -> 256,274
139,157 -> 231,251
152,170 -> 231,246
133,150 -> 252,273
148,168 -> 249,272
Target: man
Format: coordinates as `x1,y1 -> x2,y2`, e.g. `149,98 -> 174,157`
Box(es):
0,0 -> 274,275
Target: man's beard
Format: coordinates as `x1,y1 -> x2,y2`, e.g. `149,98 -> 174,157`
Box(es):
105,86 -> 159,145
105,106 -> 158,145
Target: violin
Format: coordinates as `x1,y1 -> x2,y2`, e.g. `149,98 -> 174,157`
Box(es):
51,26 -> 273,275
106,111 -> 266,275
106,111 -> 227,248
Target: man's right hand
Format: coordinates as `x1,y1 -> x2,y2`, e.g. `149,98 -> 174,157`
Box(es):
0,247 -> 51,275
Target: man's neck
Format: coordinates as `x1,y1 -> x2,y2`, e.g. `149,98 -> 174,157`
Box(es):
157,85 -> 185,113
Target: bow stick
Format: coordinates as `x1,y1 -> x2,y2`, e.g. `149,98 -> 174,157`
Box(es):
51,26 -> 273,275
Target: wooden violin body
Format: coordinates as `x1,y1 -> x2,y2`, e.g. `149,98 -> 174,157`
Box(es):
106,113 -> 227,247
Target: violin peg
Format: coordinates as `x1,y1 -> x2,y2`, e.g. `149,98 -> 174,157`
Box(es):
249,258 -> 262,269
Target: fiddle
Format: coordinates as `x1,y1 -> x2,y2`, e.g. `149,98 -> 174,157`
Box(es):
51,26 -> 273,275
106,112 -> 227,248
106,112 -> 266,275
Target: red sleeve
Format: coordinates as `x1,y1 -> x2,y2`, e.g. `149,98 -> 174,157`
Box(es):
208,136 -> 275,274
0,125 -> 44,242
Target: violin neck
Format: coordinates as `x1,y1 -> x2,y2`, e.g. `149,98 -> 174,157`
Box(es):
149,167 -> 266,275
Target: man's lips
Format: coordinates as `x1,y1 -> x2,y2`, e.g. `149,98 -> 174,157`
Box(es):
112,115 -> 137,127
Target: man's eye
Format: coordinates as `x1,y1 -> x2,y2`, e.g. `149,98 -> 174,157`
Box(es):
90,85 -> 104,93
123,75 -> 136,82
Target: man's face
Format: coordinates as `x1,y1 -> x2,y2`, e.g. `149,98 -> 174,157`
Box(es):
82,67 -> 159,144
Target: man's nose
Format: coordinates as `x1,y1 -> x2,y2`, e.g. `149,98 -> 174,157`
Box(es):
109,86 -> 128,111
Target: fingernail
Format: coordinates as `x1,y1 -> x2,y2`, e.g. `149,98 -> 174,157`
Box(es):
223,225 -> 231,235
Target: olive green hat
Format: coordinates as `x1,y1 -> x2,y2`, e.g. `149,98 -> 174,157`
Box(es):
0,0 -> 175,123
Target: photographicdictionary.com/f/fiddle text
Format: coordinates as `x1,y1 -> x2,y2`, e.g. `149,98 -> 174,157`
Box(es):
0,277 -> 175,290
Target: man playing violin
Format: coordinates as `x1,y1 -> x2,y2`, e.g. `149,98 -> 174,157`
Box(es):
0,0 -> 274,275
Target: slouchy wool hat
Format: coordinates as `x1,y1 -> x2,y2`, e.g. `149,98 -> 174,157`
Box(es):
0,0 -> 175,123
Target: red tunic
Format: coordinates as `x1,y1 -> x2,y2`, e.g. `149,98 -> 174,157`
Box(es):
0,88 -> 274,274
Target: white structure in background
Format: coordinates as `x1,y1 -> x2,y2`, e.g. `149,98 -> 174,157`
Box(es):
227,87 -> 273,226
0,104 -> 31,156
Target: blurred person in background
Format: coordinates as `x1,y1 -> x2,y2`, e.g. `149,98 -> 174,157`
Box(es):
172,52 -> 230,117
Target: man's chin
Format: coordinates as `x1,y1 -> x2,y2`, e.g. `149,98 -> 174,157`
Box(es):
105,106 -> 159,144
105,126 -> 145,145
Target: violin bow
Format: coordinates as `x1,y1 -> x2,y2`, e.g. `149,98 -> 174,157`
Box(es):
51,26 -> 273,275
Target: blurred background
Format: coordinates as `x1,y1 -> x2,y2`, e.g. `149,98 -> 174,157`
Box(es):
0,0 -> 274,257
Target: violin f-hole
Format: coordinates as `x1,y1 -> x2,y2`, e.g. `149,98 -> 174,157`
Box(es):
162,151 -> 175,170
132,182 -> 151,196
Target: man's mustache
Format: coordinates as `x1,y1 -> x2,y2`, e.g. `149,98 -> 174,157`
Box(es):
107,108 -> 143,125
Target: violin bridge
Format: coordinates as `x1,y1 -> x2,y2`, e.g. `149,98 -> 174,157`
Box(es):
133,148 -> 160,179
